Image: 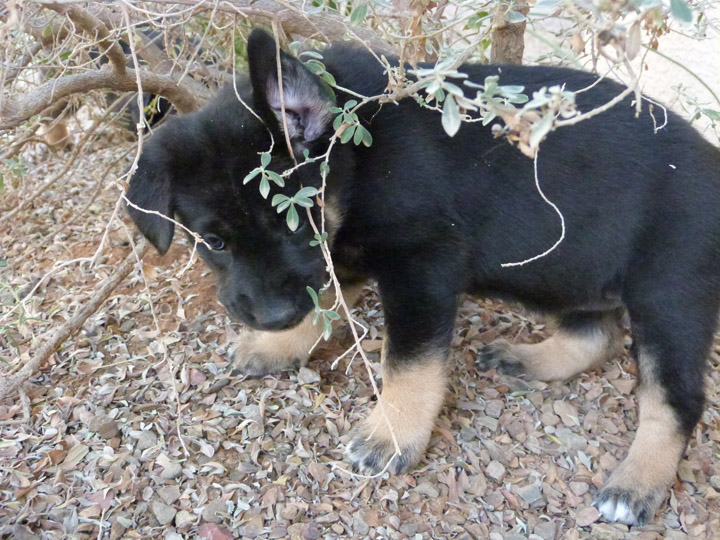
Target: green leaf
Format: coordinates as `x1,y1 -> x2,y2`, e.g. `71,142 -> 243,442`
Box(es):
0,261 -> 7,268
353,124 -> 364,145
322,71 -> 337,87
303,148 -> 310,159
310,232 -> 328,246
340,124 -> 356,144
286,204 -> 299,231
261,152 -> 271,168
306,286 -> 319,306
701,108 -> 720,121
344,100 -> 358,110
529,113 -> 554,149
320,162 -> 330,176
272,194 -> 290,206
304,60 -> 324,75
350,4 -> 368,25
333,114 -> 344,131
361,126 -> 373,147
243,168 -> 261,184
266,170 -> 285,187
296,186 -> 319,198
300,51 -> 324,60
324,309 -> 340,321
322,316 -> 333,340
259,176 -> 270,199
295,197 -> 315,208
276,200 -> 291,213
670,0 -> 693,22
442,94 -> 462,137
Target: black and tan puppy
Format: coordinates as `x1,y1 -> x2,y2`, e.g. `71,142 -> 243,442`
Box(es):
126,29 -> 720,526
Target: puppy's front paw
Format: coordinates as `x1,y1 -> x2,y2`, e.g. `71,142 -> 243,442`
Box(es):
345,360 -> 447,475
231,329 -> 310,377
345,415 -> 429,475
477,342 -> 525,377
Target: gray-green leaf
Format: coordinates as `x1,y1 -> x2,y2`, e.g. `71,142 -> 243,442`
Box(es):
286,204 -> 299,231
442,94 -> 462,137
670,0 -> 693,23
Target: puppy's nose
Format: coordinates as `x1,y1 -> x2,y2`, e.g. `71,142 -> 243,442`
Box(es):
255,303 -> 298,330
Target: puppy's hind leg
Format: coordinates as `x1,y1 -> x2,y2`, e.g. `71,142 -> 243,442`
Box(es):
232,283 -> 364,377
594,281 -> 717,525
478,309 -> 624,381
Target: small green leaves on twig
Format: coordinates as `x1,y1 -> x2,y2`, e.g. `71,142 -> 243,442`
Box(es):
331,101 -> 373,147
307,286 -> 340,340
300,52 -> 337,87
272,186 -> 318,231
243,152 -> 285,199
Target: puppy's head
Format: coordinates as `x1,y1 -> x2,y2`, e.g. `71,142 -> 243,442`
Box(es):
126,29 -> 341,332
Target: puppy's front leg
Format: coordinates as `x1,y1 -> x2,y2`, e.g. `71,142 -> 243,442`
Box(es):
347,273 -> 458,474
232,284 -> 363,377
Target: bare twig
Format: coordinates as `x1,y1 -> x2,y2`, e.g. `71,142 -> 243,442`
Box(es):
0,241 -> 148,401
45,2 -> 127,75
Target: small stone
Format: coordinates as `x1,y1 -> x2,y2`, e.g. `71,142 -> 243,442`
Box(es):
709,475 -> 720,490
569,481 -> 589,497
664,531 -> 689,540
400,523 -> 418,536
486,460 -> 506,482
160,462 -> 183,480
136,431 -> 157,451
575,506 -> 600,527
534,520 -> 557,540
352,512 -> 369,536
301,522 -> 321,540
414,482 -> 440,498
97,420 -> 120,439
151,501 -> 176,525
516,483 -> 544,506
158,485 -> 181,505
475,415 -> 499,432
175,510 -> 195,528
677,461 -> 695,483
590,523 -> 624,540
610,379 -> 636,394
269,525 -> 288,539
202,500 -> 227,523
555,428 -> 587,452
485,400 -> 504,419
298,367 -> 321,385
109,518 -> 127,540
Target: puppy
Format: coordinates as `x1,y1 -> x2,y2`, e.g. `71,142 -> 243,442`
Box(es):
127,29 -> 720,526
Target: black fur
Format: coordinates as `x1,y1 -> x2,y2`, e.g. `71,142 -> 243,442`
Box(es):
127,29 -> 720,525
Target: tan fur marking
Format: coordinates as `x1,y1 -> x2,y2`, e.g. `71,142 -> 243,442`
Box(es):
233,284 -> 363,374
323,197 -> 343,244
510,324 -> 622,381
362,354 -> 447,457
606,352 -> 685,492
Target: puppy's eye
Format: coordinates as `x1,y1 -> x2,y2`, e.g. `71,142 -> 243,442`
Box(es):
203,234 -> 226,251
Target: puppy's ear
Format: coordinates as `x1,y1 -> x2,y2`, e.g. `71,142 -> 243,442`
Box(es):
247,29 -> 335,147
125,151 -> 175,255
